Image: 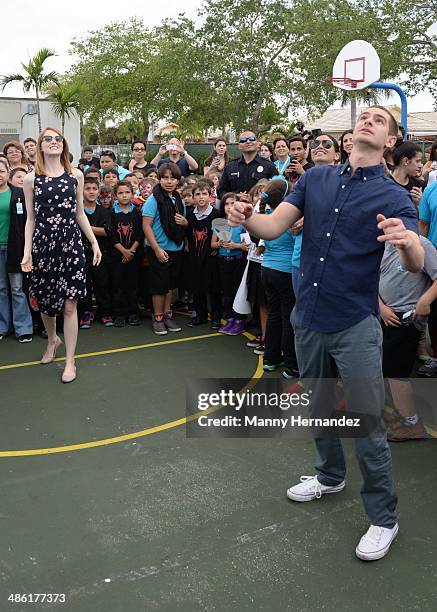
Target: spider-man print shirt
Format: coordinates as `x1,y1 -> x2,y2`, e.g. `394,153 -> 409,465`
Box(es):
110,205 -> 144,253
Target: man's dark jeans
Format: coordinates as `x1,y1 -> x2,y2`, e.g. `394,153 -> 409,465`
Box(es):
291,312 -> 397,528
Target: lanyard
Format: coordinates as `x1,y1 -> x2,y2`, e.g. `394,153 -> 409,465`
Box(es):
275,156 -> 290,175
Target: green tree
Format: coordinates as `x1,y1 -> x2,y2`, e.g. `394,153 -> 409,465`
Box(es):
69,19 -> 160,140
46,82 -> 83,134
0,48 -> 59,132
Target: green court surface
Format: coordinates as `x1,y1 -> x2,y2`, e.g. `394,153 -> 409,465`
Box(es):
1,314 -> 436,612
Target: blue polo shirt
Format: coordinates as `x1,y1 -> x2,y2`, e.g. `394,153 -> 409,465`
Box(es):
419,183 -> 437,248
285,163 -> 419,332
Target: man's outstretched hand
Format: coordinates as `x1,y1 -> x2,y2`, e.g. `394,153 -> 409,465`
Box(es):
228,200 -> 254,227
376,214 -> 412,250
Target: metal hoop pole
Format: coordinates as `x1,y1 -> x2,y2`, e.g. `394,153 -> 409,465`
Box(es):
369,82 -> 408,137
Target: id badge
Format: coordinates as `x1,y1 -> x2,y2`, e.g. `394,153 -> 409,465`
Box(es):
16,201 -> 24,214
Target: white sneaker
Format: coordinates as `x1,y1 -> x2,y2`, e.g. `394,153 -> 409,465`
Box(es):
355,524 -> 399,561
286,475 -> 346,502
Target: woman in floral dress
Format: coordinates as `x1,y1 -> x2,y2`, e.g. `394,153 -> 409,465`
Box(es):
21,127 -> 101,383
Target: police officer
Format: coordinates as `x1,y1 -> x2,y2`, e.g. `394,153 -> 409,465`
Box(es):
218,130 -> 276,197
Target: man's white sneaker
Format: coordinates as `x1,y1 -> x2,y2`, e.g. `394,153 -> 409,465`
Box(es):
286,475 -> 346,502
355,524 -> 399,561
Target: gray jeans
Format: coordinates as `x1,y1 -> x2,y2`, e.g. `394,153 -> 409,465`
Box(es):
291,312 -> 397,528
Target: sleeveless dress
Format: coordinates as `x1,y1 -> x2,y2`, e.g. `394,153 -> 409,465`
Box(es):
30,172 -> 86,316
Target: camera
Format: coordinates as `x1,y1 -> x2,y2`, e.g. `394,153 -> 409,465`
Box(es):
301,128 -> 322,141
166,144 -> 177,151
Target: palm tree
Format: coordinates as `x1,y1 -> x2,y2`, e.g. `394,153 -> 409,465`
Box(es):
46,82 -> 83,134
0,48 -> 58,132
340,88 -> 390,128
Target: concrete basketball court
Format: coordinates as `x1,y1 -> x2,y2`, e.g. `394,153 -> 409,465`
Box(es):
1,313 -> 436,612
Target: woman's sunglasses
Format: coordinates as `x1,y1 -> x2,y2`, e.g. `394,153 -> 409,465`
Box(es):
42,135 -> 63,143
310,139 -> 334,150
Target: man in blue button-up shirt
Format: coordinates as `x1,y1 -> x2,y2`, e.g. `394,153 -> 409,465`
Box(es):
229,106 -> 424,561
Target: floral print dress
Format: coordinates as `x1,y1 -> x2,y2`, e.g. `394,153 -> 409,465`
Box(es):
30,172 -> 86,315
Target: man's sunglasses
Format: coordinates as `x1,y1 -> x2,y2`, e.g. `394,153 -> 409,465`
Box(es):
310,139 -> 334,150
239,136 -> 257,143
42,135 -> 63,143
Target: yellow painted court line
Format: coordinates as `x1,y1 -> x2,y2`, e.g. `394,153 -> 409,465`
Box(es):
0,332 -> 264,457
0,332 -> 221,371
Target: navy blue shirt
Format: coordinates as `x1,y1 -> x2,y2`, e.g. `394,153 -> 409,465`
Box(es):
285,163 -> 419,332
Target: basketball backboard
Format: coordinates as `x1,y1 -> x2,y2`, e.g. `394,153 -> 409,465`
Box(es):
328,40 -> 380,90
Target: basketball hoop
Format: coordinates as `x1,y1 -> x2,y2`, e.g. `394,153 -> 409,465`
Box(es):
327,41 -> 380,91
325,76 -> 358,89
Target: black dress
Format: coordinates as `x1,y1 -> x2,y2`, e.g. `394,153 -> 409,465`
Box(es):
30,172 -> 86,316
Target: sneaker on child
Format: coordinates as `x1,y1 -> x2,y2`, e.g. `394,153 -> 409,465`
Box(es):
387,420 -> 428,442
247,335 -> 263,348
263,360 -> 285,372
164,311 -> 181,332
79,312 -> 94,329
218,318 -> 235,334
253,342 -> 265,356
100,316 -> 114,327
417,358 -> 437,377
226,319 -> 245,336
153,314 -> 167,335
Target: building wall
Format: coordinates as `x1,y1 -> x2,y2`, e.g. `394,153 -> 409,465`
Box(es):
0,97 -> 81,164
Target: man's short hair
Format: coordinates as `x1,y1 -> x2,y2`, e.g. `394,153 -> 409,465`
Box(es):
84,177 -> 100,187
193,180 -> 212,194
103,168 -> 119,178
84,166 -> 100,176
100,150 -> 116,161
239,129 -> 257,138
23,137 -> 37,145
288,136 -> 306,146
83,146 -> 93,153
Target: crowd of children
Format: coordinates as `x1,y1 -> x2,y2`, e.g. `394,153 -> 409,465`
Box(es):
1,133 -> 437,434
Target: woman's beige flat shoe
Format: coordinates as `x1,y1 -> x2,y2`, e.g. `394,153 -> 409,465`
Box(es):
61,365 -> 77,384
40,337 -> 63,365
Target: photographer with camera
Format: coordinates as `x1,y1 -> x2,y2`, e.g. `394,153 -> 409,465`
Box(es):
150,138 -> 198,178
285,136 -> 314,187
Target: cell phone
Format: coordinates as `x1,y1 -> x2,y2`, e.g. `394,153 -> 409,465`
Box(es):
166,144 -> 177,151
401,309 -> 415,326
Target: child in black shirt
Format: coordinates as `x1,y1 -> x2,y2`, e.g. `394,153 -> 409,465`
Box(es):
186,181 -> 221,328
110,181 -> 144,327
79,177 -> 113,328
